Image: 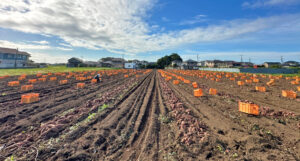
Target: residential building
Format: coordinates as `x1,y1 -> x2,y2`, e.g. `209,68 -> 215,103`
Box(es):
99,57 -> 125,68
181,59 -> 198,70
0,47 -> 30,68
264,62 -> 281,68
171,60 -> 182,67
124,63 -> 136,69
282,61 -> 299,67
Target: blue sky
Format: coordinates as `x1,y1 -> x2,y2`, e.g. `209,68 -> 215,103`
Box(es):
0,0 -> 300,64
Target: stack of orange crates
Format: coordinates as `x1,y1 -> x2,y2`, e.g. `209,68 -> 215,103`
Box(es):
21,93 -> 39,104
238,101 -> 259,115
8,81 -> 20,87
21,85 -> 33,91
282,90 -> 297,99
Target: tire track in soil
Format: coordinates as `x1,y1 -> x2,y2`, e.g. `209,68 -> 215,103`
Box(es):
165,74 -> 299,160
44,71 -> 155,161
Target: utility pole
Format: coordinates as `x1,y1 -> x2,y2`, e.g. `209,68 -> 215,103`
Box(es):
249,57 -> 251,63
14,48 -> 18,68
280,56 -> 284,63
240,55 -> 243,63
197,54 -> 199,62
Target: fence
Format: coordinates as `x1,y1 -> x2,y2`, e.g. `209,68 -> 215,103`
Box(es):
198,68 -> 299,74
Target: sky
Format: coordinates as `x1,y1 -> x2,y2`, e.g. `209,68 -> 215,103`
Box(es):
0,0 -> 300,64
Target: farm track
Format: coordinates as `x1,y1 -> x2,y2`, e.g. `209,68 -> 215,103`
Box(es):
164,71 -> 300,160
45,71 -> 163,161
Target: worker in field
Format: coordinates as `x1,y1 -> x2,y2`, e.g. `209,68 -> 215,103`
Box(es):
94,74 -> 101,83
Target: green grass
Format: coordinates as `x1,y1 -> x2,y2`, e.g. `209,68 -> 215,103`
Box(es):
0,66 -> 117,76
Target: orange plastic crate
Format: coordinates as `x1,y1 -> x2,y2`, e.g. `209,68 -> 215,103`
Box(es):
298,86 -> 300,91
18,76 -> 26,81
21,85 -> 33,91
245,80 -> 252,83
194,89 -> 203,97
124,75 -> 129,78
36,73 -> 42,77
184,79 -> 191,84
76,77 -> 86,81
50,77 -> 57,81
173,80 -> 180,85
255,86 -> 266,92
59,80 -> 68,85
230,78 -> 235,81
282,90 -> 297,99
291,81 -> 299,85
28,79 -> 37,84
91,79 -> 97,84
8,81 -> 20,87
77,83 -> 85,89
38,78 -> 47,82
253,79 -> 259,83
237,81 -> 244,86
192,82 -> 198,88
87,76 -> 92,79
21,93 -> 39,104
238,101 -> 259,115
209,88 -> 218,95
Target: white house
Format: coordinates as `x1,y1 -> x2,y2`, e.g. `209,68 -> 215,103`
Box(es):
124,63 -> 136,69
0,47 -> 30,68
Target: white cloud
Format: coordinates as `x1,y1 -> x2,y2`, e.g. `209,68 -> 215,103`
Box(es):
0,0 -> 299,55
56,47 -> 73,51
0,39 -> 51,50
31,40 -> 49,45
161,17 -> 170,22
179,14 -> 207,25
243,0 -> 300,8
30,52 -> 72,63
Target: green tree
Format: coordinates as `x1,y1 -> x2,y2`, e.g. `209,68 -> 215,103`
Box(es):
156,53 -> 182,69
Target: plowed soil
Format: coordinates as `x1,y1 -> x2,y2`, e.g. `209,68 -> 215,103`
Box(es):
0,69 -> 299,161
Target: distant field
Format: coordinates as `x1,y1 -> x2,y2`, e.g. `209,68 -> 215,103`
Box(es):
0,66 -> 116,76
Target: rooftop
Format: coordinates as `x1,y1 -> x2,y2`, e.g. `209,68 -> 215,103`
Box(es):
0,47 -> 30,56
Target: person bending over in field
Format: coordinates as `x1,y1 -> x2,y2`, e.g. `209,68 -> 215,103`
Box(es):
94,74 -> 101,83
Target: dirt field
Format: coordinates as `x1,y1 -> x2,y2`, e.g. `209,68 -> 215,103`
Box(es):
0,69 -> 299,161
